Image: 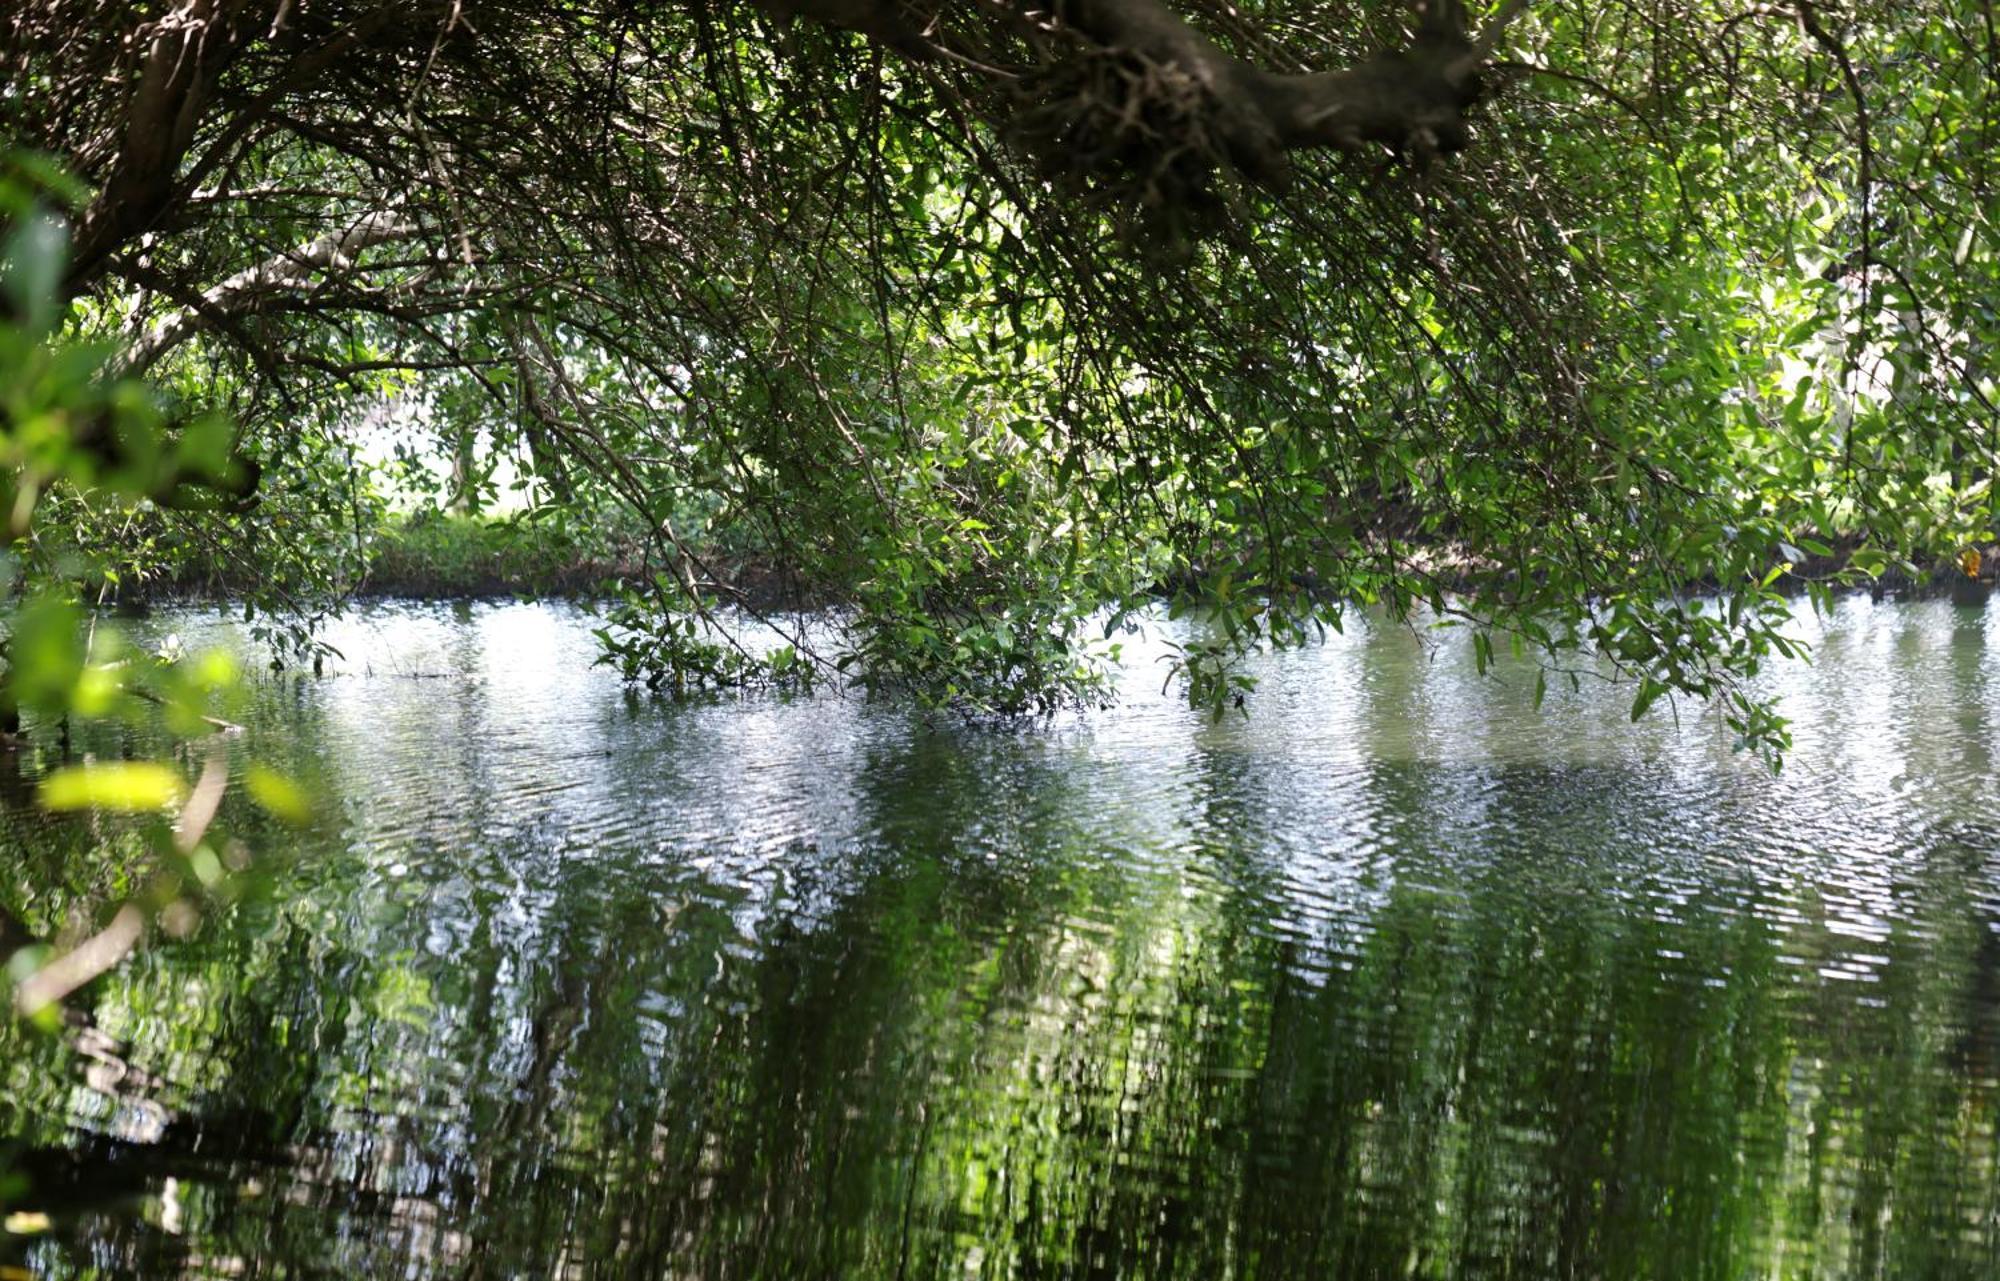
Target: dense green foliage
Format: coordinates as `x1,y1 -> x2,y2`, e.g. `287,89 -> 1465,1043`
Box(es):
0,153 -> 325,1033
5,5 -> 1998,1261
3,0 -> 1998,762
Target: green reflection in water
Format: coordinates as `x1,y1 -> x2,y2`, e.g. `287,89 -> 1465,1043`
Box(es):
2,599 -> 1998,1279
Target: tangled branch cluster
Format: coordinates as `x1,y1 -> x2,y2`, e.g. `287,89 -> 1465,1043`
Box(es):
1010,42 -> 1247,246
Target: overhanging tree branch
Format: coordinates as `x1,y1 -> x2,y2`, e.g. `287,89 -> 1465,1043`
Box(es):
122,209 -> 419,372
778,0 -> 1529,192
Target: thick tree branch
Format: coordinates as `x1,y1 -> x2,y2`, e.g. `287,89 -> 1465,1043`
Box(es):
66,0 -> 257,292
1065,0 -> 1510,167
763,0 -> 1526,185
123,210 -> 418,371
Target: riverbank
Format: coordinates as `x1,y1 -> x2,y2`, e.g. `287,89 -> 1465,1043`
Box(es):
359,513 -> 632,597
152,512 -> 2000,608
142,513 -> 812,607
355,516 -> 820,606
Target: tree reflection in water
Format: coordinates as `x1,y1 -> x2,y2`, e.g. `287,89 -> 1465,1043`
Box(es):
2,598 -> 1997,1280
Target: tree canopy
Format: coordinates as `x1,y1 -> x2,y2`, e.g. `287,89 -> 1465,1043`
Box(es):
4,0 -> 1998,760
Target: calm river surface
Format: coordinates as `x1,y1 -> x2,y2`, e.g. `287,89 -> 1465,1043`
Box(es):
3,598 -> 1999,1279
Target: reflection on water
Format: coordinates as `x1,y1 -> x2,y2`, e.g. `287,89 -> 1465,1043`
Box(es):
3,598 -> 1999,1278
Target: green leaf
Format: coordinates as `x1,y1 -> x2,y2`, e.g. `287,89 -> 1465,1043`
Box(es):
245,764 -> 313,824
0,210 -> 69,333
7,594 -> 84,717
1630,678 -> 1664,722
39,762 -> 186,813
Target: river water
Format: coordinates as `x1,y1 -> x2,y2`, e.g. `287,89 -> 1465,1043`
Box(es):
2,598 -> 1998,1279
